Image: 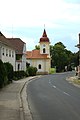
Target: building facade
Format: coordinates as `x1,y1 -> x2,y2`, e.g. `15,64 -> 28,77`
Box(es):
0,32 -> 26,71
26,29 -> 51,74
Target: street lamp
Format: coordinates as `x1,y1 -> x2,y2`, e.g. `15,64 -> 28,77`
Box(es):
76,33 -> 80,79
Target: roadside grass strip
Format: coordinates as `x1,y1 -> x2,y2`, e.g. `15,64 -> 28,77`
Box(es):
73,79 -> 80,85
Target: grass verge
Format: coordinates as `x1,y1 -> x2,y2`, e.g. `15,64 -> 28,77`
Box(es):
73,79 -> 80,85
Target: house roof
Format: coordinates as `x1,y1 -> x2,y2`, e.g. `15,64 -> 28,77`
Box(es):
0,32 -> 14,49
0,31 -> 5,37
0,32 -> 25,54
39,29 -> 50,43
26,49 -> 49,59
8,38 -> 25,54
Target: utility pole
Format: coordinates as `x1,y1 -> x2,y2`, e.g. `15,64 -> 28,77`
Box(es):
76,33 -> 80,79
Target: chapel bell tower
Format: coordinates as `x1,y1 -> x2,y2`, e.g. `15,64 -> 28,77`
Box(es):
39,29 -> 50,56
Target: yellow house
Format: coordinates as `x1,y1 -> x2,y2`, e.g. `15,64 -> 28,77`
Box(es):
26,29 -> 51,74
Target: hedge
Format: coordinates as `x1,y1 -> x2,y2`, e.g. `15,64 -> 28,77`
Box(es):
4,62 -> 13,82
13,70 -> 28,80
0,60 -> 8,88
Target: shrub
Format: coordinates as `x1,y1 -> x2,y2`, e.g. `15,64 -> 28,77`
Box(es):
4,62 -> 13,83
50,68 -> 56,74
27,66 -> 37,76
0,60 -> 8,88
13,70 -> 28,80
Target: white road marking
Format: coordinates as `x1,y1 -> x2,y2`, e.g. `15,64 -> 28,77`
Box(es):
49,79 -> 71,97
49,80 -> 51,84
63,92 -> 70,96
52,85 -> 56,88
49,81 -> 51,84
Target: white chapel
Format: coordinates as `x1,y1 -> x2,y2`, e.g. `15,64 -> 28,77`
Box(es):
26,29 -> 51,74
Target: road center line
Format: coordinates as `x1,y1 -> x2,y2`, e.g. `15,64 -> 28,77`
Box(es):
49,80 -> 57,89
49,79 -> 71,97
52,85 -> 56,88
63,92 -> 70,96
49,79 -> 51,83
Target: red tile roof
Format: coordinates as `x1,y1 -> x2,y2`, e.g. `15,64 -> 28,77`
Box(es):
26,49 -> 49,59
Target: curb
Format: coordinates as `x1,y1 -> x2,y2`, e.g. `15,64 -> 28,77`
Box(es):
19,82 -> 26,120
19,76 -> 41,120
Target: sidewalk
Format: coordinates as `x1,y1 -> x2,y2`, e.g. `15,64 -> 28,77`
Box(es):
0,76 -> 37,120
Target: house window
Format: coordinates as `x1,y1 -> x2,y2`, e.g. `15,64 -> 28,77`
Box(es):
43,48 -> 46,53
18,64 -> 20,71
43,44 -> 45,47
2,48 -> 4,55
12,51 -> 14,57
6,49 -> 8,56
9,50 -> 11,57
38,64 -> 41,69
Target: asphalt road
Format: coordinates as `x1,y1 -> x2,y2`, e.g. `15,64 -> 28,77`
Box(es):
27,72 -> 80,120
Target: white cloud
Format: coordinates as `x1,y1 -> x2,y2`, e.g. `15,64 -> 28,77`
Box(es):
0,0 -> 80,28
22,37 -> 36,50
0,0 -> 80,52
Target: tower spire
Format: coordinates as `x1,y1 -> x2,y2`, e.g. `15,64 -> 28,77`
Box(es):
42,28 -> 47,37
39,28 -> 50,42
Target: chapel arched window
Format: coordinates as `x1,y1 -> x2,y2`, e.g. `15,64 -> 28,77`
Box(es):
38,64 -> 41,69
43,48 -> 46,53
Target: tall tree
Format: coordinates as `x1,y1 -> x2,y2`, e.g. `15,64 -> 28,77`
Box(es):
50,42 -> 75,72
52,42 -> 67,72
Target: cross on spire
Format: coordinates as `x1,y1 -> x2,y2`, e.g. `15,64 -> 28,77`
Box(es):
44,24 -> 45,29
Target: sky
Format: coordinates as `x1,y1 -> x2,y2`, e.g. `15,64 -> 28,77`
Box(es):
0,0 -> 80,52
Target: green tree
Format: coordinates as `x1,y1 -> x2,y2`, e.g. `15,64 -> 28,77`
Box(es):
73,52 -> 79,67
50,42 -> 70,72
50,42 -> 78,72
35,45 -> 40,50
65,49 -> 75,70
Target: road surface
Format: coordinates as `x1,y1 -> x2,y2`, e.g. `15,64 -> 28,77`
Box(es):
27,72 -> 80,120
